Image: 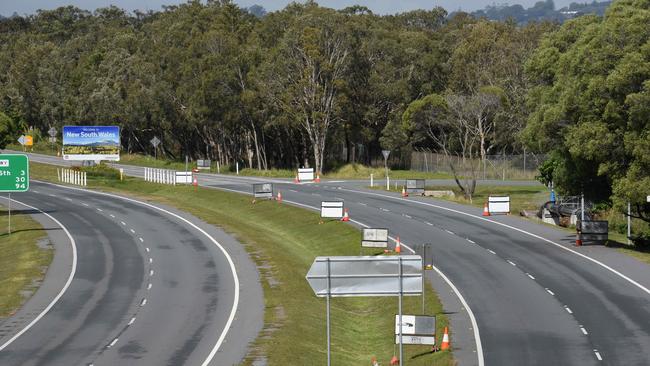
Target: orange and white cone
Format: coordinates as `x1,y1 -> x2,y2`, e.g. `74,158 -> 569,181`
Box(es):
401,186 -> 408,197
315,174 -> 321,183
371,357 -> 379,366
277,191 -> 282,203
192,175 -> 198,187
390,355 -> 399,365
395,236 -> 402,254
440,326 -> 450,350
341,208 -> 350,222
294,174 -> 299,184
575,232 -> 582,246
482,202 -> 490,216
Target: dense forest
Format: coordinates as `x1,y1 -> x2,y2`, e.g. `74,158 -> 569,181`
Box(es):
0,0 -> 648,222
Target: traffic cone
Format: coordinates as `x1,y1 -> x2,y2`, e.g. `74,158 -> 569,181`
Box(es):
575,232 -> 582,246
401,186 -> 408,197
371,356 -> 379,366
277,191 -> 282,203
341,208 -> 350,222
440,326 -> 450,350
390,355 -> 399,365
192,175 -> 198,187
294,174 -> 299,183
315,174 -> 321,183
482,202 -> 490,216
395,236 -> 401,254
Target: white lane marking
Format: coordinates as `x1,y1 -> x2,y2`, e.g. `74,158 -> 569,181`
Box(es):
380,208 -> 390,212
149,269 -> 154,276
149,258 -> 153,264
227,192 -> 485,366
108,338 -> 119,348
565,306 -> 573,314
507,260 -> 517,266
426,222 -> 434,226
48,194 -> 56,197
33,190 -> 40,193
139,237 -> 144,243
145,247 -> 150,253
120,221 -> 126,226
445,229 -> 455,235
82,203 -> 89,207
311,193 -> 320,196
527,273 -> 536,280
358,202 -> 367,206
580,326 -> 588,335
487,249 -> 496,255
97,208 -> 103,212
467,239 -> 476,244
335,186 -> 650,296
128,317 -> 136,326
594,350 -> 602,361
130,229 -> 135,234
110,214 -> 115,218
34,181 -> 243,366
65,197 -> 72,201
147,283 -> 152,290
402,214 -> 412,219
289,189 -> 298,193
140,298 -> 147,306
0,198 -> 78,352
546,288 -> 555,296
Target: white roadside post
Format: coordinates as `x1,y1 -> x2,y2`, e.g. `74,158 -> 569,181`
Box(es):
628,201 -> 631,245
370,173 -> 374,188
382,150 -> 391,191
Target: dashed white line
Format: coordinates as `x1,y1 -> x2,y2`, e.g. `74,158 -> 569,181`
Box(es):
594,350 -> 602,361
110,214 -> 115,218
149,269 -> 154,276
33,190 -> 40,193
108,338 -> 119,348
120,221 -> 126,226
48,194 -> 56,197
403,214 -> 412,219
289,189 -> 298,193
65,197 -> 72,201
380,208 -> 390,212
545,288 -> 555,296
145,247 -> 150,253
467,239 -> 475,244
139,237 -> 144,243
507,260 -> 517,266
140,298 -> 147,306
487,249 -> 496,255
149,258 -> 153,264
580,326 -> 588,335
445,229 -> 455,235
426,222 -> 434,226
96,208 -> 103,212
147,283 -> 152,290
130,229 -> 135,234
358,202 -> 367,206
128,317 -> 136,326
527,273 -> 536,280
82,203 -> 89,207
565,306 -> 573,314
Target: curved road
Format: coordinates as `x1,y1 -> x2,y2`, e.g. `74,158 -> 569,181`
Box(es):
11,151 -> 650,365
0,181 -> 263,366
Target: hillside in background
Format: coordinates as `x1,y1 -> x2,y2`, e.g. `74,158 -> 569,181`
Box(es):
465,0 -> 611,23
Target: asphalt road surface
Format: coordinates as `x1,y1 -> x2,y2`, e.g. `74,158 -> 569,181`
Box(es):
10,151 -> 650,366
0,180 -> 263,366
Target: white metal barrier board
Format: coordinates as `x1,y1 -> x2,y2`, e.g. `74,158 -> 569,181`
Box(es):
488,196 -> 510,214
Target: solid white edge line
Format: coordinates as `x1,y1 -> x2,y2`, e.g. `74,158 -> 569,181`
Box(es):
336,187 -> 650,296
32,181 -> 240,366
216,187 -> 485,366
0,197 -> 78,352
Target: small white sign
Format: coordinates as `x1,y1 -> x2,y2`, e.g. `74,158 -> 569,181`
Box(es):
321,201 -> 344,218
395,335 -> 436,345
488,196 -> 510,214
647,195 -> 650,203
175,171 -> 192,184
362,228 -> 389,248
395,315 -> 417,335
298,168 -> 315,182
0,160 -> 8,167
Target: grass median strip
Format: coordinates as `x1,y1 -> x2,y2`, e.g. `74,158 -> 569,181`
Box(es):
0,205 -> 53,318
31,162 -> 454,366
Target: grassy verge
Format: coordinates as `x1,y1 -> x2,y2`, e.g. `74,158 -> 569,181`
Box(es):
31,162 -> 454,366
0,204 -> 53,318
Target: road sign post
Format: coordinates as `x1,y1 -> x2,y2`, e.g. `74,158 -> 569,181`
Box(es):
1,154 -> 30,235
150,136 -> 161,159
306,255 -> 422,366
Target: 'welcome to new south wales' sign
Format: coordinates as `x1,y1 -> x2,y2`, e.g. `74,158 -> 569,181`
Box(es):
63,126 -> 120,161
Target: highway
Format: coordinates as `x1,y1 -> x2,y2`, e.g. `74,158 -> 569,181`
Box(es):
8,151 -> 650,366
0,180 -> 263,366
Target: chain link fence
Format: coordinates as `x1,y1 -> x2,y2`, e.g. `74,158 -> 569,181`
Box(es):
410,149 -> 546,180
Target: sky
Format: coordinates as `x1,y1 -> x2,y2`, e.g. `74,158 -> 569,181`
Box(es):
1,0 -> 575,17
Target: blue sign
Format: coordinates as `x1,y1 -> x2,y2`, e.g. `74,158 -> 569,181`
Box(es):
62,126 -> 120,161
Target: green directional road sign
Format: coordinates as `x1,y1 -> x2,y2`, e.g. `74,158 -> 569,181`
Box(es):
0,154 -> 29,192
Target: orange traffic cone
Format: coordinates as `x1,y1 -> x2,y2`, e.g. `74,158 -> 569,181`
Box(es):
401,186 -> 408,197
440,326 -> 450,350
277,191 -> 282,203
315,174 -> 321,183
482,202 -> 490,216
575,232 -> 582,246
371,356 -> 379,366
390,355 -> 399,365
192,175 -> 198,187
395,236 -> 402,254
341,208 -> 350,222
294,174 -> 299,183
